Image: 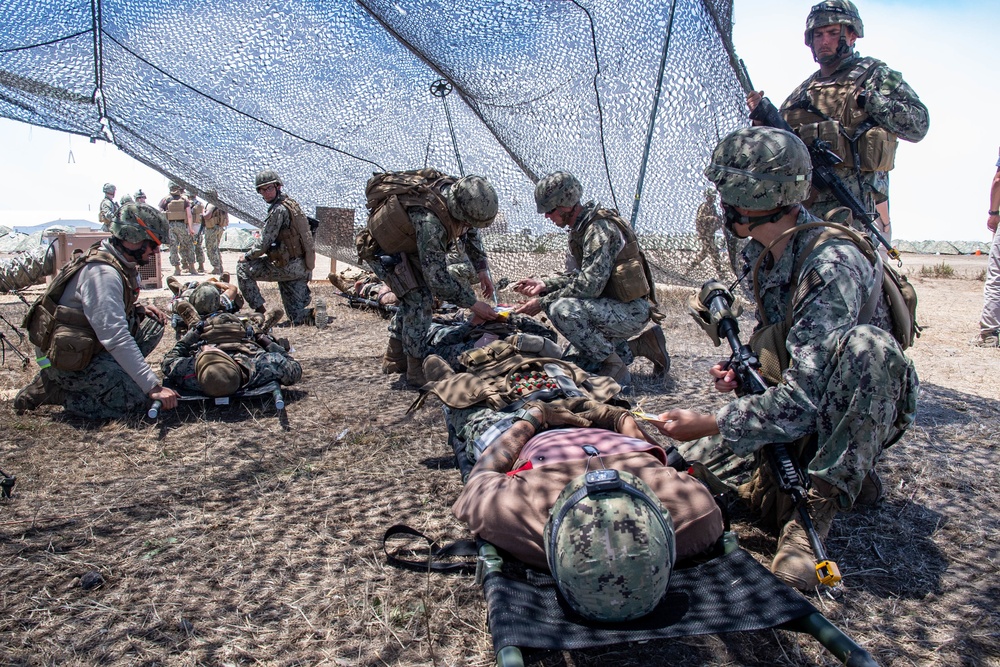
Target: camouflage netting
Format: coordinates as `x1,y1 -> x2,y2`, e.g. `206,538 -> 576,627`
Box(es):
1,0 -> 747,286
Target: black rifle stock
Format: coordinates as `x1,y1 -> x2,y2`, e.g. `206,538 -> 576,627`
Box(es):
698,281 -> 841,588
738,60 -> 899,262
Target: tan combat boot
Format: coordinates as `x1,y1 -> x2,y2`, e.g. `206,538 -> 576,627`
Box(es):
406,355 -> 426,387
597,352 -> 632,387
166,275 -> 182,295
172,265 -> 183,277
328,272 -> 352,293
261,308 -> 285,331
13,373 -> 65,414
770,478 -> 840,591
382,338 -> 406,374
627,324 -> 671,375
173,301 -> 201,328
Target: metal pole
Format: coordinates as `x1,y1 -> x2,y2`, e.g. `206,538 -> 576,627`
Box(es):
430,79 -> 465,177
629,0 -> 677,228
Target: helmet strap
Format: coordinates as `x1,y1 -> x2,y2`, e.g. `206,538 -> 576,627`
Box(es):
723,204 -> 798,235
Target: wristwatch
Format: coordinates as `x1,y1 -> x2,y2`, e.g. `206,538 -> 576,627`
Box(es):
511,408 -> 542,432
989,210 -> 999,216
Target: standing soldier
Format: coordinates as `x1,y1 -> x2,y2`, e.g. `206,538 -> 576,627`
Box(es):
134,189 -> 148,205
202,200 -> 230,277
746,0 -> 929,239
357,170 -> 500,387
159,181 -> 197,276
688,187 -> 726,277
238,170 -> 315,326
187,187 -> 207,274
512,171 -> 667,386
98,183 -> 119,232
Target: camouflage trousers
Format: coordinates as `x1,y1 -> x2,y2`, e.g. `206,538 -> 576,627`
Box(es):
204,226 -> 225,274
164,351 -> 302,393
367,259 -> 434,358
192,228 -> 205,267
168,222 -> 196,269
545,296 -> 649,371
237,257 -> 312,324
689,236 -> 726,277
43,318 -> 164,420
679,325 -> 918,509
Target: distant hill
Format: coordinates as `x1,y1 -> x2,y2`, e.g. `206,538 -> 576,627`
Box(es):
13,220 -> 100,234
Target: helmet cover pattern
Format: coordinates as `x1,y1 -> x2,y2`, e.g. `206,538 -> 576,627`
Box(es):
102,183 -> 116,195
255,169 -> 283,191
189,283 -> 222,317
704,127 -> 812,210
544,470 -> 676,622
805,0 -> 863,45
534,171 -> 583,214
445,175 -> 498,228
112,202 -> 169,245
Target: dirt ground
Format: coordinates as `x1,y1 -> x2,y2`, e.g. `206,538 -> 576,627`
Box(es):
0,249 -> 998,666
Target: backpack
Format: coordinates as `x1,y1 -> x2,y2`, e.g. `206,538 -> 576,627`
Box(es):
364,169 -> 458,254
748,221 -> 918,384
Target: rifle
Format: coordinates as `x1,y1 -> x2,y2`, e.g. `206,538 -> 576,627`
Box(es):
693,280 -> 842,588
739,60 -> 899,263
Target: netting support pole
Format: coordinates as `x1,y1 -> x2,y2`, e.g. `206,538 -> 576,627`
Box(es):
430,79 -> 465,177
629,0 -> 678,229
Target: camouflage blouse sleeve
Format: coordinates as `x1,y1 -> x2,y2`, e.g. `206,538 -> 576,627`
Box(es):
413,208 -> 478,307
715,240 -> 875,454
860,63 -> 929,143
462,228 -> 490,273
247,201 -> 289,258
540,218 -> 624,309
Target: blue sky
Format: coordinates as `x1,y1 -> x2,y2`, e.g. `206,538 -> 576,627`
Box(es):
0,0 -> 996,242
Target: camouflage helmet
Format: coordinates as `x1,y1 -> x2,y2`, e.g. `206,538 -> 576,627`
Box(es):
119,194 -> 134,205
102,183 -> 116,195
189,283 -> 222,317
255,169 -> 283,191
544,470 -> 676,622
445,175 -> 498,228
704,127 -> 812,210
195,348 -> 243,397
805,0 -> 863,45
168,181 -> 182,193
534,171 -> 583,214
134,189 -> 147,199
111,202 -> 169,245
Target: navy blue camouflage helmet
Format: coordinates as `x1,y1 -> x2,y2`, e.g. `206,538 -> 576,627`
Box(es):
544,469 -> 676,622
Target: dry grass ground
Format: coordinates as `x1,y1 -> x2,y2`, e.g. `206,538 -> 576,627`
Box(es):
0,251 -> 998,666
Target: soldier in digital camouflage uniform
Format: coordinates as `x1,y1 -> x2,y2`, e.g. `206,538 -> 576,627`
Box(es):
746,0 -> 928,241
238,170 -> 315,326
447,396 -> 723,621
14,203 -> 180,419
513,171 -> 668,386
98,183 -> 119,233
688,187 -> 726,276
655,126 -> 918,591
202,200 -> 229,276
159,181 -> 197,275
187,187 -> 207,273
365,174 -> 500,387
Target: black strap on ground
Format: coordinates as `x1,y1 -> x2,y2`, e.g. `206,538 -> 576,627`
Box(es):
383,524 -> 478,574
483,547 -> 816,651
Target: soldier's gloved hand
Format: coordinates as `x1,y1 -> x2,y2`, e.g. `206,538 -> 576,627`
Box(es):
568,399 -> 630,431
523,401 -> 591,430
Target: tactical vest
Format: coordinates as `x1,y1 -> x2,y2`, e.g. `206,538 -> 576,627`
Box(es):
748,221 -> 918,386
99,198 -> 120,225
412,339 -> 620,412
189,200 -> 204,226
164,196 -> 188,222
266,196 -> 316,271
203,205 -> 228,229
23,243 -> 139,372
365,169 -> 466,255
199,313 -> 260,358
568,208 -> 656,304
781,57 -> 897,173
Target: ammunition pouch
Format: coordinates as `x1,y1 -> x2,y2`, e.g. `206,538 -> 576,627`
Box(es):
368,195 -> 418,255
381,251 -> 424,298
266,243 -> 292,268
605,244 -> 651,303
48,306 -> 103,372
